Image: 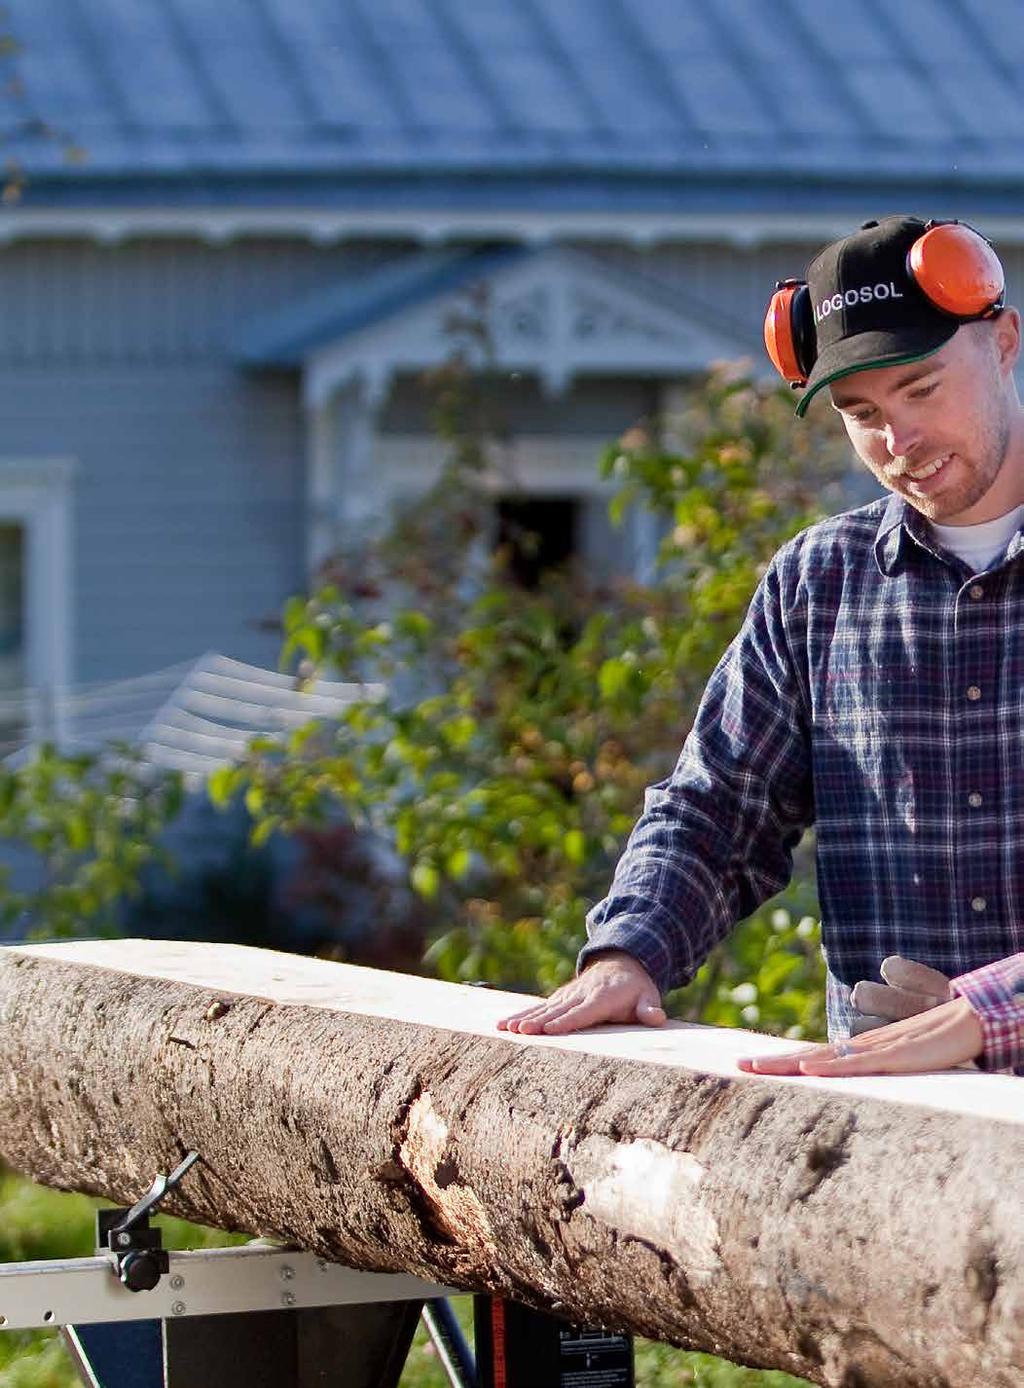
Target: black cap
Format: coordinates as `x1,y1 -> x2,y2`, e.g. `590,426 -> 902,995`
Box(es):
795,214 -> 959,417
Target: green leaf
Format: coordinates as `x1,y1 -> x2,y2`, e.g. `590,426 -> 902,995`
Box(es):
446,847 -> 472,880
411,861 -> 440,900
207,765 -> 240,808
562,829 -> 586,865
65,814 -> 91,854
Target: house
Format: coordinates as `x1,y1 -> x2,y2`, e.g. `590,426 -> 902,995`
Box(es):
0,0 -> 1022,744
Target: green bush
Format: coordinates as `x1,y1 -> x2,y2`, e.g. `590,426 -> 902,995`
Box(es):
0,742 -> 184,941
227,364 -> 845,1047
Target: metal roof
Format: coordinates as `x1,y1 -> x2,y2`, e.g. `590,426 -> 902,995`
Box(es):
3,0 -> 1024,213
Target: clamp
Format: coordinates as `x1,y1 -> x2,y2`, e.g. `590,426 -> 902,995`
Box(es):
95,1151 -> 201,1293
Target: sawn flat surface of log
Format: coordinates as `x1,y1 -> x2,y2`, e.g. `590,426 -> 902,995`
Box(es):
0,939 -> 1021,1388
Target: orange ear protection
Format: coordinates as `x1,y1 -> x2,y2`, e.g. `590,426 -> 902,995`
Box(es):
763,220 -> 1006,387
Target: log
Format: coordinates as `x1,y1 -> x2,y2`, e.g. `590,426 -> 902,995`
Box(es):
0,938 -> 1021,1388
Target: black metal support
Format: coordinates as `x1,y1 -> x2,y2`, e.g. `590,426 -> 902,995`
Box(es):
62,1321 -> 163,1388
163,1301 -> 424,1388
61,1301 -> 425,1388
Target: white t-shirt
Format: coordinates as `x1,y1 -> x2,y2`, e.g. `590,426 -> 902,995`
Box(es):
929,503 -> 1024,574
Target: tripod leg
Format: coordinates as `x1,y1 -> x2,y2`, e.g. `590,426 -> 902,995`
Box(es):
422,1298 -> 476,1388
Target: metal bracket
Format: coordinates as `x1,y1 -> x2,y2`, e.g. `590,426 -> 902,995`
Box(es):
0,1245 -> 456,1330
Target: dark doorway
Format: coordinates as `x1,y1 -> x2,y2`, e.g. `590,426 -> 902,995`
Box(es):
494,497 -> 578,589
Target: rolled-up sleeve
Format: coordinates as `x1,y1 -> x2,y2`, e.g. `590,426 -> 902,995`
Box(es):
949,953 -> 1024,1074
578,554 -> 814,995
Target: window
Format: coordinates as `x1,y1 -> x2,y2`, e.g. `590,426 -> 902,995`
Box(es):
494,496 -> 578,589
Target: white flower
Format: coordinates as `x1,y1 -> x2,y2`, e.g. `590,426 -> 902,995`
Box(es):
731,982 -> 757,1004
796,916 -> 817,938
770,908 -> 791,930
741,1005 -> 760,1024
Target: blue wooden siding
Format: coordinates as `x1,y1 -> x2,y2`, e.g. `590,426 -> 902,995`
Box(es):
0,363 -> 305,680
0,228 -> 1017,688
0,240 -> 676,686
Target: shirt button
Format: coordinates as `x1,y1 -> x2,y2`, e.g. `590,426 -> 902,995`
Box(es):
968,791 -> 983,808
967,685 -> 982,701
971,896 -> 987,913
969,584 -> 984,600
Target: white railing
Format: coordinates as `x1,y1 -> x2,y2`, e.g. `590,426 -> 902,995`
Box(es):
1,652 -> 383,787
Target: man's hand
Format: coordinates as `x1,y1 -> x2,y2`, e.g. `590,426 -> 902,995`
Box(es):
496,951 -> 666,1035
850,954 -> 951,1035
737,994 -> 983,1076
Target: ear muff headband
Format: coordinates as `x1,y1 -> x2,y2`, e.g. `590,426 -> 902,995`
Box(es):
908,220 -> 1005,319
763,280 -> 814,385
764,220 -> 1006,389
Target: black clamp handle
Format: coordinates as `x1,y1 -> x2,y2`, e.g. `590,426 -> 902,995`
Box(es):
97,1151 -> 201,1293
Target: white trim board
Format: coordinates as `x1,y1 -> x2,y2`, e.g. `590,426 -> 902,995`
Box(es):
0,458 -> 76,743
303,246 -> 752,408
5,209 -> 1024,250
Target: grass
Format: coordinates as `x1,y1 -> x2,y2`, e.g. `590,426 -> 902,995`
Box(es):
0,1168 -> 813,1387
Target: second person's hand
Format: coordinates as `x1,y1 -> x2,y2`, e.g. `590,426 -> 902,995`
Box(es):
497,951 -> 666,1035
850,954 -> 951,1034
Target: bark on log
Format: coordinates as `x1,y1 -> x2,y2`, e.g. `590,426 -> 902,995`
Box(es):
0,939 -> 1021,1388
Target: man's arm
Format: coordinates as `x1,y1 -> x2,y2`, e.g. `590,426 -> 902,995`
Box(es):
498,554 -> 815,1033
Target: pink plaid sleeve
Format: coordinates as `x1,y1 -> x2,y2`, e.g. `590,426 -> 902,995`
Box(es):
949,953 -> 1024,1073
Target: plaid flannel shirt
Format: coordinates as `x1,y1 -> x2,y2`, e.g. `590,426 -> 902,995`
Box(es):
580,492 -> 1024,1074
950,952 -> 1024,1071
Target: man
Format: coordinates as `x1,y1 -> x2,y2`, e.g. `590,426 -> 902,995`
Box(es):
498,214 -> 1024,1077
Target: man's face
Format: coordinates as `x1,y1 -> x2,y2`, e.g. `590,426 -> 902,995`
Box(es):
829,314 -> 1023,525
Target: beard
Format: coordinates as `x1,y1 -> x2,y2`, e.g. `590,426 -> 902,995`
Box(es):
891,412 -> 1012,523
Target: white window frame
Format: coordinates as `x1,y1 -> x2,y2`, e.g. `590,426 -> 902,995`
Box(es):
0,458 -> 76,745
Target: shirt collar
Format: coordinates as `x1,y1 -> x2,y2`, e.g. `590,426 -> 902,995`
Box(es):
873,493 -> 917,576
873,490 -> 1024,575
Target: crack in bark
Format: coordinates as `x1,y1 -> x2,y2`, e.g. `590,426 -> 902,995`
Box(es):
739,1093 -> 777,1139
683,1076 -> 733,1147
317,1138 -> 341,1185
964,1233 -> 1000,1340
549,1133 -> 587,1225
244,1005 -> 275,1035
391,1086 -> 490,1253
795,1328 -> 824,1368
621,1232 -> 698,1309
789,1111 -> 857,1204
